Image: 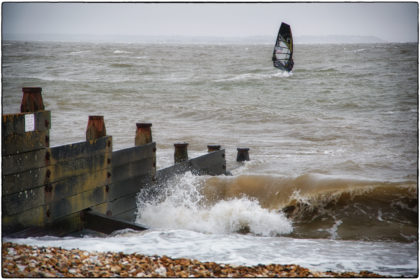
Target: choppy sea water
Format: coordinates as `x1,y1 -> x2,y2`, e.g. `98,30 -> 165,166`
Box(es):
2,40 -> 418,276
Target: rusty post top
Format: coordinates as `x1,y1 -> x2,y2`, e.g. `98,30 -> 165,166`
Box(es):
207,144 -> 221,152
89,116 -> 104,121
208,144 -> 221,149
20,87 -> 45,113
136,123 -> 152,128
86,115 -> 106,143
135,122 -> 153,146
174,142 -> 189,148
22,87 -> 42,93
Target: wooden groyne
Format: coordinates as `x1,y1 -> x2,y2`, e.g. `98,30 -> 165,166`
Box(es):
2,87 -> 234,237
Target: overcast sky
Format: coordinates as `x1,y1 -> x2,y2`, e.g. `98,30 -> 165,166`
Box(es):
2,2 -> 418,42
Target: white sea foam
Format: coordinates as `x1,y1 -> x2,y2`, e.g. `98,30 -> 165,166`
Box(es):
136,172 -> 292,236
214,70 -> 292,82
113,50 -> 130,54
325,220 -> 343,240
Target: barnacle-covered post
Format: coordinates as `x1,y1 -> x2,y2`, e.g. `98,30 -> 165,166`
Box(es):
236,147 -> 250,162
174,142 -> 188,163
20,87 -> 45,113
86,116 -> 106,144
135,123 -> 153,146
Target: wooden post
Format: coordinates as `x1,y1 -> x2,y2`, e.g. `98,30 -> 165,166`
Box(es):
135,123 -> 152,146
174,142 -> 188,163
207,144 -> 221,153
236,147 -> 250,162
20,87 -> 45,113
86,116 -> 106,144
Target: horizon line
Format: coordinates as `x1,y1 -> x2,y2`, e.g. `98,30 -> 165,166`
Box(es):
3,33 -> 418,44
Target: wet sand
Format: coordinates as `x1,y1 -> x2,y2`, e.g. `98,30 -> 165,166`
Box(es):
2,242 -> 385,277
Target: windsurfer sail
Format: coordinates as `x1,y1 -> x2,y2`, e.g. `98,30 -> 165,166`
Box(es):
272,22 -> 294,72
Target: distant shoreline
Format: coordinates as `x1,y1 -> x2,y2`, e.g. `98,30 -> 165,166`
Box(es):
4,33 -> 416,44
3,38 -> 416,46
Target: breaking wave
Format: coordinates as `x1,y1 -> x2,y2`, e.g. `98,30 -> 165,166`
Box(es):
136,172 -> 292,237
136,172 -> 417,242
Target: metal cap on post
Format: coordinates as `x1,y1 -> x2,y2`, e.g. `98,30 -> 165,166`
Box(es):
21,87 -> 45,113
86,116 -> 106,143
207,144 -> 221,153
174,142 -> 188,163
236,147 -> 250,162
135,123 -> 153,146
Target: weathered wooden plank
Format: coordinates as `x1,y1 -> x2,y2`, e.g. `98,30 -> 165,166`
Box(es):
2,186 -> 44,216
156,150 -> 226,178
83,210 -> 147,234
50,136 -> 112,162
2,166 -> 47,196
2,148 -> 49,175
4,202 -> 109,236
112,142 -> 155,168
112,157 -> 154,183
49,152 -> 111,182
112,209 -> 138,223
45,212 -> 85,236
2,206 -> 46,234
2,152 -> 111,196
2,136 -> 112,176
190,149 -> 226,175
110,174 -> 153,201
46,167 -> 111,204
107,193 -> 138,218
148,150 -> 226,206
89,202 -> 108,216
155,161 -> 192,186
17,211 -> 106,237
2,168 -> 111,216
2,130 -> 49,155
45,185 -> 108,222
2,111 -> 51,136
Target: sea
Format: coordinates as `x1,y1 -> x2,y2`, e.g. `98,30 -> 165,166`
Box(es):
2,40 -> 418,277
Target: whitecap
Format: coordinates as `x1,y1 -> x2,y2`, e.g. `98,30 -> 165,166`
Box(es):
113,50 -> 130,54
214,70 -> 292,82
136,172 -> 292,236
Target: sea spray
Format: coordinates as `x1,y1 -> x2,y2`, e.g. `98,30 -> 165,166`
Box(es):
136,172 -> 293,236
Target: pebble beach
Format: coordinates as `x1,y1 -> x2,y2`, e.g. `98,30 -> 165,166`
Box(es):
2,242 -> 385,278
